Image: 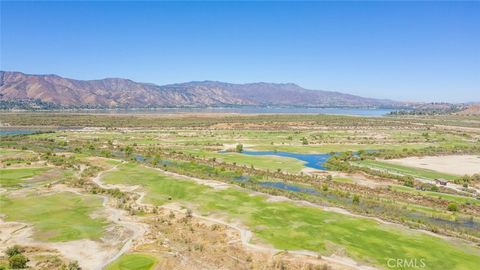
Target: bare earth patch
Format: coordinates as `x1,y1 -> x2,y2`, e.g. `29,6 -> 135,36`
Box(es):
385,155 -> 480,175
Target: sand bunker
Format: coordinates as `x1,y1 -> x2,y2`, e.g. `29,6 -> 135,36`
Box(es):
385,155 -> 480,176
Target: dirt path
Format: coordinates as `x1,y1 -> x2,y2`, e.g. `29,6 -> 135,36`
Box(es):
90,163 -> 150,269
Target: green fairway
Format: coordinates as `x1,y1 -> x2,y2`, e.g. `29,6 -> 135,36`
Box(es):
103,163 -> 480,270
354,160 -> 458,180
0,167 -> 49,188
0,192 -> 107,242
105,253 -> 157,270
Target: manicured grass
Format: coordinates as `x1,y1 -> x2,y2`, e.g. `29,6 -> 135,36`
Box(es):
354,160 -> 458,180
103,163 -> 480,270
390,185 -> 479,206
0,192 -> 107,242
0,167 -> 49,188
105,253 -> 157,270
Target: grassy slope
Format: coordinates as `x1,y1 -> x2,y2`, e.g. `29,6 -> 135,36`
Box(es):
354,160 -> 458,180
105,253 -> 157,270
0,167 -> 49,188
103,163 -> 480,270
0,192 -> 107,242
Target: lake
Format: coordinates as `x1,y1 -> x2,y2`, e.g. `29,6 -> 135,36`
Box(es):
25,107 -> 394,116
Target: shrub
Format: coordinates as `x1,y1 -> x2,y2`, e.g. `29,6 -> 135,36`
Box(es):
235,144 -> 243,153
352,194 -> 360,204
9,254 -> 29,269
447,202 -> 458,212
68,260 -> 81,270
5,245 -> 22,258
403,176 -> 414,187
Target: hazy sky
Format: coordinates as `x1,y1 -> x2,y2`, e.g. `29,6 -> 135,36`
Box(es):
1,1 -> 479,102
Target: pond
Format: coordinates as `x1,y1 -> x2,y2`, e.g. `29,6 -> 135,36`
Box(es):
240,151 -> 332,170
259,181 -> 319,195
0,129 -> 38,136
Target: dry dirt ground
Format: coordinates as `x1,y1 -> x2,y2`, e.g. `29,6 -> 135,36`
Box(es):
384,155 -> 480,175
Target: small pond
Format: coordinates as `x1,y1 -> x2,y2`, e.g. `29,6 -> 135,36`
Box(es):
0,129 -> 38,136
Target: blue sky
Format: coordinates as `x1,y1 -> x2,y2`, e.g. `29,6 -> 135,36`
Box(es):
1,1 -> 479,102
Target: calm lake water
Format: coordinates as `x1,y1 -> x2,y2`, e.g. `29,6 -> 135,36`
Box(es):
0,130 -> 37,136
31,107 -> 394,116
241,151 -> 332,170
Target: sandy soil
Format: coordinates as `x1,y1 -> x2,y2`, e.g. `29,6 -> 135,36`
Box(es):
384,155 -> 480,175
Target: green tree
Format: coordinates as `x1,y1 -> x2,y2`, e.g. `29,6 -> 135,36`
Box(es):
301,137 -> 308,145
9,254 -> 29,269
403,176 -> 414,187
235,144 -> 243,153
5,245 -> 22,258
352,194 -> 360,204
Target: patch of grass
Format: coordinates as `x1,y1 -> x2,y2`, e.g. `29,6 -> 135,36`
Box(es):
390,185 -> 479,206
332,177 -> 353,183
183,149 -> 306,174
105,253 -> 157,270
0,148 -> 21,155
354,160 -> 458,180
103,163 -> 480,270
103,163 -> 207,205
252,143 -> 431,154
218,152 -> 306,173
0,192 -> 107,242
0,167 -> 49,188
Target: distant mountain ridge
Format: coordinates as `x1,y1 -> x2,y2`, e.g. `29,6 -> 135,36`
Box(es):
0,71 -> 407,109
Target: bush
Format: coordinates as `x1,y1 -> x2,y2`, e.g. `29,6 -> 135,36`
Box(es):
68,260 -> 81,270
9,254 -> 29,269
447,202 -> 458,212
403,176 -> 414,187
352,194 -> 360,204
235,144 -> 243,153
5,245 -> 22,258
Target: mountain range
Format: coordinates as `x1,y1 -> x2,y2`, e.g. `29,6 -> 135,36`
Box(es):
0,71 -> 407,109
